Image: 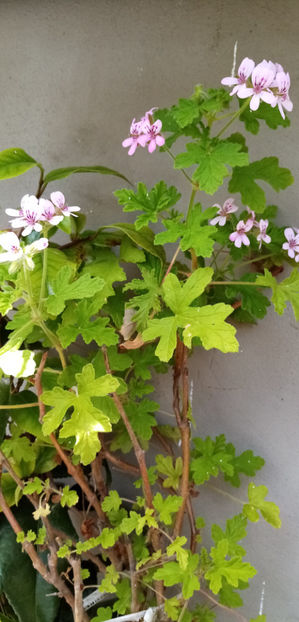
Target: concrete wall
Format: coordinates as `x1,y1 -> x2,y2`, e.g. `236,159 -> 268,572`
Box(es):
0,1 -> 298,620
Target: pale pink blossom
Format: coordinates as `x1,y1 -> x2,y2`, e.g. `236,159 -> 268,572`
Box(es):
39,198 -> 64,226
237,60 -> 276,111
0,232 -> 48,271
246,207 -> 258,227
50,192 -> 80,217
210,198 -> 238,226
256,219 -> 271,249
282,227 -> 299,258
7,194 -> 43,237
0,232 -> 23,263
221,57 -> 255,96
142,119 -> 165,153
122,118 -> 148,155
272,71 -> 293,119
229,220 -> 253,248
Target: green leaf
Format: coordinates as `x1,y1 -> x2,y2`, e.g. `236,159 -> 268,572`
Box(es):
181,204 -> 217,257
102,490 -> 121,513
211,514 -> 247,557
91,607 -> 113,622
166,536 -> 188,569
191,435 -> 234,485
155,455 -> 183,490
25,247 -> 76,302
0,475 -> 19,510
42,364 -> 119,464
0,284 -> 21,316
205,539 -> 256,594
46,265 -> 105,315
243,483 -> 281,528
101,223 -> 165,263
240,99 -> 290,133
124,266 -> 162,329
164,596 -> 181,621
218,580 -> 244,607
0,382 -> 10,441
224,445 -> 265,487
98,564 -> 119,593
181,303 -> 238,353
143,269 -> 238,361
250,617 -> 266,622
256,268 -> 299,320
0,148 -> 37,180
225,273 -> 270,320
113,578 -> 131,615
153,492 -> 183,525
119,235 -> 146,263
82,248 -> 126,306
114,181 -> 181,229
23,477 -> 44,495
43,165 -> 131,185
175,138 -> 249,194
172,98 -> 201,128
57,299 -> 117,348
229,157 -> 293,212
60,485 -> 79,508
154,553 -> 200,599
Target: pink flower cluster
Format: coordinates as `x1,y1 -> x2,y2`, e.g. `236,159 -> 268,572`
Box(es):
6,192 -> 80,237
210,200 -> 271,249
221,57 -> 293,118
282,228 -> 299,262
122,108 -> 165,155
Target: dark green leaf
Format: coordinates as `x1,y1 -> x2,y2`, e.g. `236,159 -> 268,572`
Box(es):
229,157 -> 294,212
44,165 -> 131,185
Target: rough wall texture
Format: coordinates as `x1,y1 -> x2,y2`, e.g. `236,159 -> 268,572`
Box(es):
0,1 -> 298,619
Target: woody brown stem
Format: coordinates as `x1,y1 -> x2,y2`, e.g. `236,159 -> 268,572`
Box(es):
102,447 -> 139,476
102,346 -> 164,605
0,478 -> 76,614
69,556 -> 88,622
173,337 -> 190,538
49,433 -> 106,523
102,347 -> 153,508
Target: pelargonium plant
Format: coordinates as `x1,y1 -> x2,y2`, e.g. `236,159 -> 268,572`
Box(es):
0,56 -> 297,622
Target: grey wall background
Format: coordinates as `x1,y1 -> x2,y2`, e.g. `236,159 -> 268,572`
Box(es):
0,1 -> 298,620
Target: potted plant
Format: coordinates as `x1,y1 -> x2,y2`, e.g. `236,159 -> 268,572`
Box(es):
0,56 -> 296,622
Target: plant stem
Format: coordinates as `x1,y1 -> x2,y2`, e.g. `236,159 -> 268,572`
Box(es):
0,402 -> 39,409
238,252 -> 276,267
177,600 -> 189,622
38,243 -> 48,312
69,556 -> 87,622
36,164 -> 45,199
207,483 -> 246,505
173,337 -> 190,538
210,280 -> 265,286
164,145 -> 193,184
199,588 -> 249,622
215,98 -> 251,139
161,245 -> 181,284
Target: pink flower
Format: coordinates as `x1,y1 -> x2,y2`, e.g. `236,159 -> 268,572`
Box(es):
282,227 -> 299,258
50,192 -> 80,217
210,198 -> 238,226
256,219 -> 271,249
0,232 -> 23,263
122,118 -> 148,156
221,57 -> 255,96
6,194 -> 43,237
237,60 -> 276,110
272,71 -> 293,119
246,207 -> 258,227
39,198 -> 64,226
142,119 -> 165,153
229,219 -> 253,248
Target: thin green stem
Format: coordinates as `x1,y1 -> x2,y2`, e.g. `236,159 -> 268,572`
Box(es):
177,600 -> 189,622
0,402 -> 39,410
238,252 -> 276,267
207,483 -> 246,505
210,280 -> 265,286
38,319 -> 67,369
161,245 -> 181,284
163,145 -> 194,184
215,98 -> 251,139
186,187 -> 197,222
36,164 -> 46,199
38,243 -> 48,312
